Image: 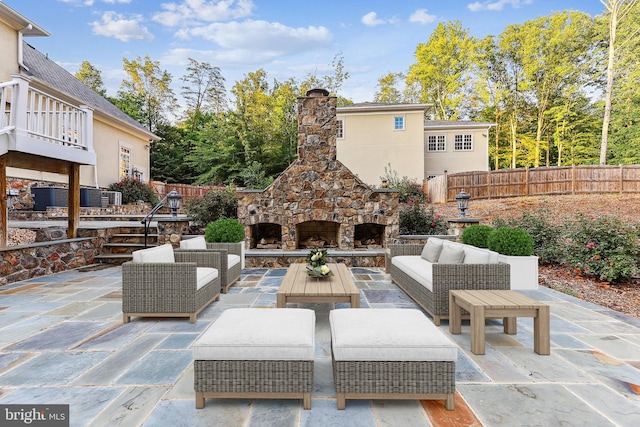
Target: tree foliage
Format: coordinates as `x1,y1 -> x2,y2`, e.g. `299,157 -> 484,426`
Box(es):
118,55 -> 177,133
75,61 -> 107,97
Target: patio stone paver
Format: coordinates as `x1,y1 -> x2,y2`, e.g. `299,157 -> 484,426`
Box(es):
0,265 -> 639,426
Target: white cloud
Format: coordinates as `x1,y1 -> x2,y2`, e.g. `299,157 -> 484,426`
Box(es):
90,11 -> 154,42
361,11 -> 386,27
152,0 -> 254,27
409,9 -> 436,24
178,20 -> 331,52
467,0 -> 533,12
101,0 -> 132,4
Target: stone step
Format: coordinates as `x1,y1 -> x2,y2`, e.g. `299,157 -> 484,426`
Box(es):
109,233 -> 159,244
101,243 -> 157,255
94,253 -> 134,264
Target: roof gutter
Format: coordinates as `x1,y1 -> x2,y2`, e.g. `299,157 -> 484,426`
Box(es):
18,24 -> 32,71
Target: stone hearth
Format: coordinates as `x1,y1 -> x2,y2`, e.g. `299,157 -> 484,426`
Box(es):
238,88 -> 399,251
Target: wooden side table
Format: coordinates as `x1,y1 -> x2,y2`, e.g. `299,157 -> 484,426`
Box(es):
449,289 -> 550,355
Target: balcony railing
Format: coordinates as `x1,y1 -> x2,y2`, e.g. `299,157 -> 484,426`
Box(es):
1,74 -> 94,160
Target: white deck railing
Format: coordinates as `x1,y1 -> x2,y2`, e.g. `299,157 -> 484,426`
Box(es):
1,75 -> 92,151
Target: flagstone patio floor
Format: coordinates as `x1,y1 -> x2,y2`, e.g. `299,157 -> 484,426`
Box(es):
1,265 -> 639,426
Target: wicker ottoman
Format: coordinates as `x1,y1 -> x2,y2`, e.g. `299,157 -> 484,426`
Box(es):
193,308 -> 315,409
330,308 -> 457,410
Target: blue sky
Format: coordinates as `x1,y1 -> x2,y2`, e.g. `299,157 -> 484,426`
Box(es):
5,0 -> 604,106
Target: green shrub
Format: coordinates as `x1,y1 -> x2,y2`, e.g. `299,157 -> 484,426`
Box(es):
380,164 -> 427,204
461,224 -> 494,248
399,205 -> 448,235
562,213 -> 640,282
487,227 -> 534,256
185,187 -> 237,227
205,218 -> 245,243
493,210 -> 563,265
107,177 -> 159,205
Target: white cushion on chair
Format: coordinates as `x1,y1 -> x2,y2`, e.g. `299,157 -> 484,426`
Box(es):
196,267 -> 218,290
132,244 -> 175,263
228,254 -> 241,268
193,308 -> 315,361
330,309 -> 457,362
180,236 -> 207,250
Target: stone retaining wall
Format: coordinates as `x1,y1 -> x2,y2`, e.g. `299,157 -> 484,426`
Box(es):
0,228 -> 110,286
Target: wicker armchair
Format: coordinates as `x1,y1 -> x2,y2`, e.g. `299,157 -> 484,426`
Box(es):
122,244 -> 221,324
179,237 -> 242,293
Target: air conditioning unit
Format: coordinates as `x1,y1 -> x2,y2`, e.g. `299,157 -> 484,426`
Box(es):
101,191 -> 122,205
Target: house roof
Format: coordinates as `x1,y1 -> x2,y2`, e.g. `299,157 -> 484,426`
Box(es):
424,120 -> 496,130
338,102 -> 432,114
22,41 -> 159,141
0,2 -> 49,36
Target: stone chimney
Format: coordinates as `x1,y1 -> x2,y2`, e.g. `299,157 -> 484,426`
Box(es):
297,88 -> 337,165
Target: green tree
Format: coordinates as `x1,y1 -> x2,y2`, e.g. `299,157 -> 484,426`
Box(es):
608,1 -> 640,164
374,72 -> 405,103
75,61 -> 107,97
119,55 -> 177,132
407,21 -> 477,120
181,57 -> 227,133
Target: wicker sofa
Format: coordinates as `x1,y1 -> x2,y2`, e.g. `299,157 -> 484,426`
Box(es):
390,237 -> 511,325
122,244 -> 221,323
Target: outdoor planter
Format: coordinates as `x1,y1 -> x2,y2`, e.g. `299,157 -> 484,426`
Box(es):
497,254 -> 539,290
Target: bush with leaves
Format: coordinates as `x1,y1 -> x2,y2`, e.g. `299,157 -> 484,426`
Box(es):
492,210 -> 563,265
487,227 -> 534,256
562,213 -> 640,282
107,177 -> 159,205
185,186 -> 238,227
205,218 -> 245,243
380,164 -> 427,204
461,224 -> 494,248
399,204 -> 448,235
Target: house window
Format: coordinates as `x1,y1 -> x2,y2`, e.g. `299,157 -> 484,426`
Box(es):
337,119 -> 344,139
427,135 -> 446,151
119,145 -> 132,180
394,116 -> 405,130
454,134 -> 473,151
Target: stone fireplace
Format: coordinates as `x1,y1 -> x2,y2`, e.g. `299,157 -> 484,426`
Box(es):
238,88 -> 399,251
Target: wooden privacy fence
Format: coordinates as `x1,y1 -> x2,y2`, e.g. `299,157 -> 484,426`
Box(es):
427,165 -> 640,203
150,181 -> 226,204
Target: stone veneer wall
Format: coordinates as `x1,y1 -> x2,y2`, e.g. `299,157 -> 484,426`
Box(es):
0,229 -> 109,286
238,92 -> 400,250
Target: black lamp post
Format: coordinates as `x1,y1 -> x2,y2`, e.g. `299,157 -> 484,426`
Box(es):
455,190 -> 471,218
166,189 -> 182,217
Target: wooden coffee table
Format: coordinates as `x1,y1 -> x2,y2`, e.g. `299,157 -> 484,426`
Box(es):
449,289 -> 550,355
277,263 -> 360,308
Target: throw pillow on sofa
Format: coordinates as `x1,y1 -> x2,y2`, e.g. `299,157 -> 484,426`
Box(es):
437,245 -> 465,264
421,239 -> 444,263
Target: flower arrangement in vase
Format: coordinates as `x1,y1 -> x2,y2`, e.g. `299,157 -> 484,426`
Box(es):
306,248 -> 332,278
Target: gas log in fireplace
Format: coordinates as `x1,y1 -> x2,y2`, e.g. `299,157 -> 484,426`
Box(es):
238,88 -> 399,251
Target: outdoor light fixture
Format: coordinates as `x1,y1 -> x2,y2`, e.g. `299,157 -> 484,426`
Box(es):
455,190 -> 471,218
166,189 -> 182,217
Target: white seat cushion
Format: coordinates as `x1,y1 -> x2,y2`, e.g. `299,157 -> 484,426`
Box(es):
196,267 -> 218,290
193,308 -> 315,361
180,236 -> 207,250
132,244 -> 175,263
330,309 -> 457,362
391,256 -> 433,291
228,254 -> 241,268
